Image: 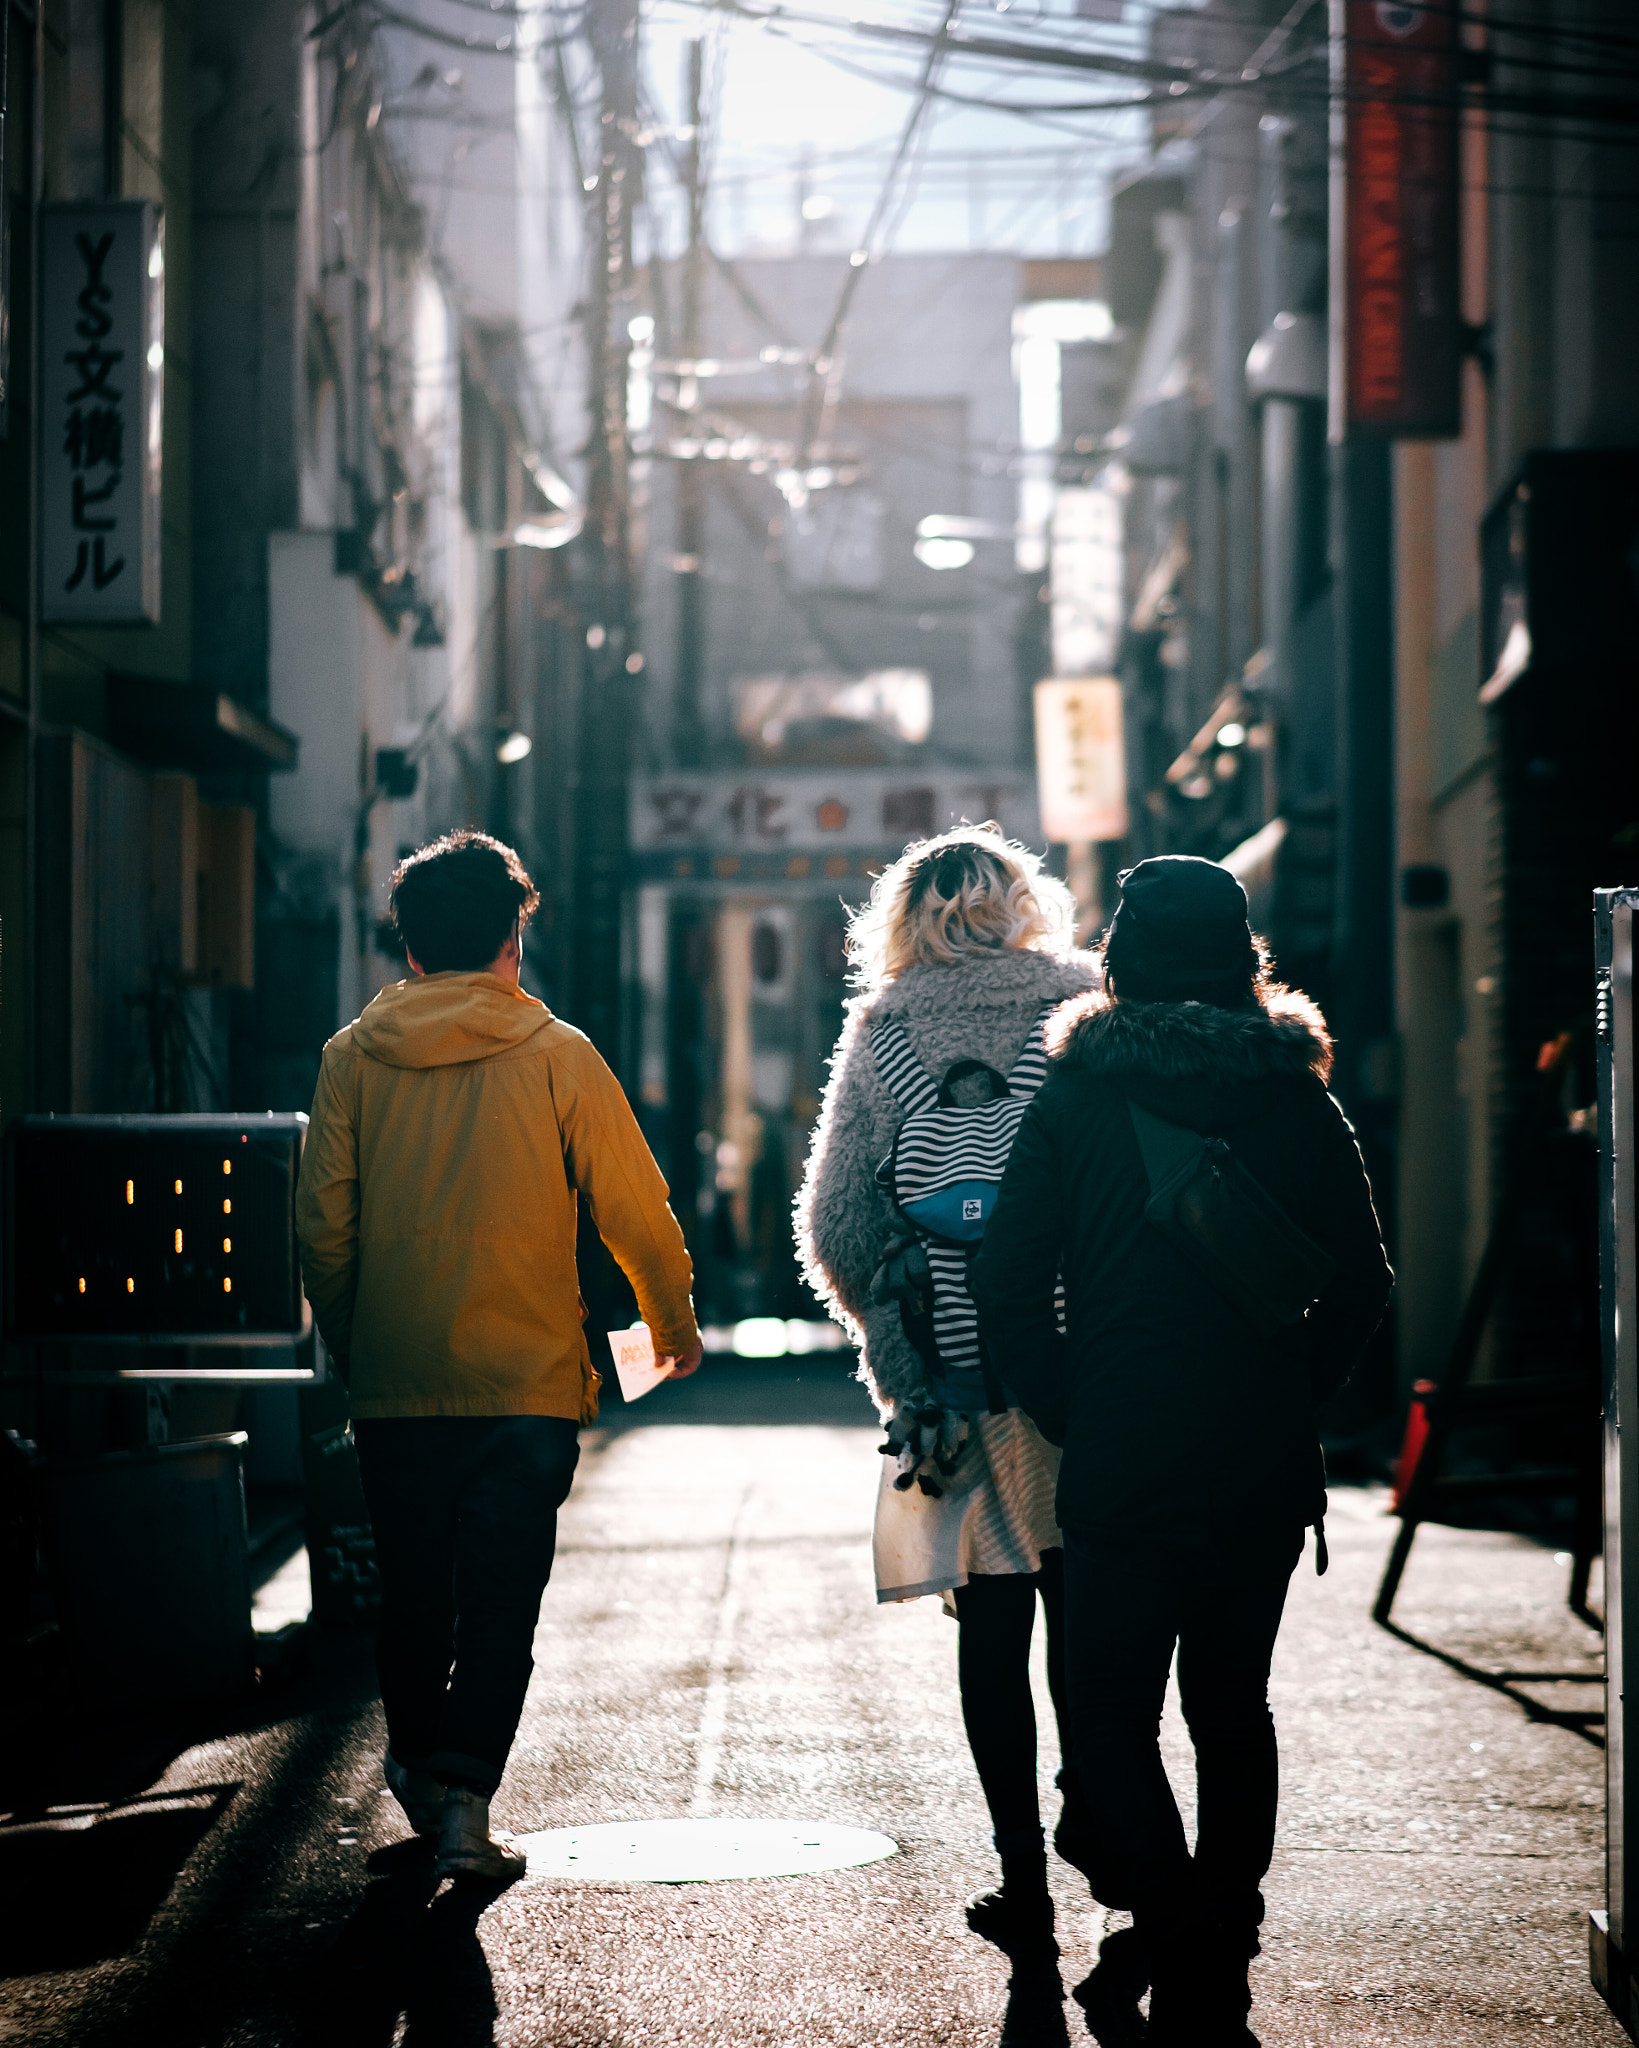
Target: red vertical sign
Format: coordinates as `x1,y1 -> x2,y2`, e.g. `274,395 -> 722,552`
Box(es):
1344,0 -> 1460,436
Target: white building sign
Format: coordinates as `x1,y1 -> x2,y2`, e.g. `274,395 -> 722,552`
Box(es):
630,770 -> 1039,859
1050,482 -> 1124,677
1034,677 -> 1127,843
39,202 -> 164,625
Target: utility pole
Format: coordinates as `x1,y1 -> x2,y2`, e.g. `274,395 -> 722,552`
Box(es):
673,37 -> 705,768
573,0 -> 641,1063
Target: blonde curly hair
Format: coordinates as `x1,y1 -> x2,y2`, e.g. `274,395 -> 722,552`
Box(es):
845,824 -> 1076,990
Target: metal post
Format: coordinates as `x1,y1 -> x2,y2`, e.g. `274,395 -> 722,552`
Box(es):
673,38 -> 705,770
1594,889 -> 1639,2038
1329,432 -> 1397,1281
572,0 -> 641,1061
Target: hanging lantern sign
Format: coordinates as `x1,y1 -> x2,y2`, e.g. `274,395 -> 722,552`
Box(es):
39,201 -> 164,624
1034,677 -> 1127,844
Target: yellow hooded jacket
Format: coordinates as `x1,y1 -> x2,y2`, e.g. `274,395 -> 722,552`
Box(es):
295,972 -> 698,1423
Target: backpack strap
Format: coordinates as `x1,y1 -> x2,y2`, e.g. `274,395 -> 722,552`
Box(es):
869,1013 -> 940,1115
1125,1098 -> 1207,1190
1004,1005 -> 1054,1099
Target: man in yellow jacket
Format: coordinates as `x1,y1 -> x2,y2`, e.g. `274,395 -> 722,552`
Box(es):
297,830 -> 700,1883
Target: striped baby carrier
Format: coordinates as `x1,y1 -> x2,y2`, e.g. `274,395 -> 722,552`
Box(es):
870,1007 -> 1055,1414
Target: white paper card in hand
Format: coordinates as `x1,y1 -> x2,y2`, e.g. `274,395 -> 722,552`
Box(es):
609,1322 -> 672,1403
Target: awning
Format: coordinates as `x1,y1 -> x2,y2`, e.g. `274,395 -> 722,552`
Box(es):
107,677 -> 298,774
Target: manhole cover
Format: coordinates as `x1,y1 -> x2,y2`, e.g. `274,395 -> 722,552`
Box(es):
514,1817 -> 897,1884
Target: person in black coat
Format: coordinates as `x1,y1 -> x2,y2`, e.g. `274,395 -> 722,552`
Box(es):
971,855 -> 1392,2048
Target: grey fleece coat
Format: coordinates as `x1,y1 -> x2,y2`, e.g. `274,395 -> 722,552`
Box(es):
795,945 -> 1101,1416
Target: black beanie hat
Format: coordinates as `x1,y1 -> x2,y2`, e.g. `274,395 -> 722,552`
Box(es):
1103,855 -> 1255,996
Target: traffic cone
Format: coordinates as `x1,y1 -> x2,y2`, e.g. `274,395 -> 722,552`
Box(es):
1391,1380 -> 1438,1511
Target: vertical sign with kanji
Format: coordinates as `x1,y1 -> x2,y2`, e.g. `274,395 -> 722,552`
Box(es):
1033,677 -> 1128,844
39,202 -> 164,624
1334,0 -> 1460,439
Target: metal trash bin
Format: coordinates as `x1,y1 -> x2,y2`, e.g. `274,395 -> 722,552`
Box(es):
41,1430 -> 253,1706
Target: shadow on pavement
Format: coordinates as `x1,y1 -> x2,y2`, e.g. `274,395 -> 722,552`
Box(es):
306,1846 -> 501,2048
597,1353 -> 877,1431
1377,1617 -> 1606,1747
0,1784 -> 237,1978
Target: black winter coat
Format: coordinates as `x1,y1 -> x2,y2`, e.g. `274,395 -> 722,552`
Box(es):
970,986 -> 1393,1551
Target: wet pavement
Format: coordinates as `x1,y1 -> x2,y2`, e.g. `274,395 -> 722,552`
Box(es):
0,1359 -> 1624,2046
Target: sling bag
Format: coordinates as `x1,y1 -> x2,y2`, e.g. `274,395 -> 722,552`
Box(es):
1125,1100 -> 1337,1339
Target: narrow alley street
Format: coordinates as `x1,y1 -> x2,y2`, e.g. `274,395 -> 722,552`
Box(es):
1,1363 -> 1620,2047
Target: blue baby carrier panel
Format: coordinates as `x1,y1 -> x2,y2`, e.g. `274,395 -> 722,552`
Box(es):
870,1005 -> 1058,1409
903,1179 -> 999,1243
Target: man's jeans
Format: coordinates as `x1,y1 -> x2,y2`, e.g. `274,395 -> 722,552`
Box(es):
353,1416 -> 580,1796
1062,1528 -> 1302,1947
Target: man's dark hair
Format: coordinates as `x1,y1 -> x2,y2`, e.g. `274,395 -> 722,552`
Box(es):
388,831 -> 540,973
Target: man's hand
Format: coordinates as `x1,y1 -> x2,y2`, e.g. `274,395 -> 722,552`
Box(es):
663,1334 -> 705,1381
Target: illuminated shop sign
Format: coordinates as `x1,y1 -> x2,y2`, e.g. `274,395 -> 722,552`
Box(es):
39,201 -> 164,624
6,1115 -> 309,1346
1338,0 -> 1460,439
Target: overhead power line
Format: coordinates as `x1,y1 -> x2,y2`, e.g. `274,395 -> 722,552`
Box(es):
797,0 -> 961,458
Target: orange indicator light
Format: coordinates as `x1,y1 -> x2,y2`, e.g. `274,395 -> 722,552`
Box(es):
222,1160 -> 231,1175
175,1229 -> 183,1253
223,1199 -> 231,1215
174,1179 -> 183,1194
125,1180 -> 134,1204
223,1237 -> 232,1254
223,1277 -> 232,1293
78,1277 -> 86,1294
126,1278 -> 135,1293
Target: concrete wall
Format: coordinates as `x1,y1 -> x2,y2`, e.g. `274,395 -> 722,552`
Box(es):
1391,0 -> 1639,1391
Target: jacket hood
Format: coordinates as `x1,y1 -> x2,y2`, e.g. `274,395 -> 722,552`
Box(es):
350,973 -> 557,1070
866,945 -> 1100,1021
1046,983 -> 1333,1087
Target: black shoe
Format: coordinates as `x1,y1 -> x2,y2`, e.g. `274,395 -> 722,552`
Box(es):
1072,1926 -> 1149,2046
1145,1932 -> 1255,2048
1147,2023 -> 1257,2048
967,1883 -> 1059,1961
1052,1767 -> 1099,1882
1000,1959 -> 1070,2047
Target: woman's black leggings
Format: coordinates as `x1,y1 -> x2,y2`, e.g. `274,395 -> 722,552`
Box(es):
952,1548 -> 1071,1847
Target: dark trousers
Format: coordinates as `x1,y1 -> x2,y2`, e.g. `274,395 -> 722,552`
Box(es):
1062,1529 -> 1301,1946
953,1549 -> 1072,1852
353,1416 -> 580,1797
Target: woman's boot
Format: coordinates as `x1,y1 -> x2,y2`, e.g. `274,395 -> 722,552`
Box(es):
967,1828 -> 1059,1961
1051,1764 -> 1100,1883
1144,1920 -> 1257,2047
1071,1924 -> 1149,2046
1000,1954 -> 1071,2047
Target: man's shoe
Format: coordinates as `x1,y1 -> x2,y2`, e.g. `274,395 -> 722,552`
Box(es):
1072,1926 -> 1149,2046
967,1881 -> 1059,1961
435,1786 -> 529,1884
999,1958 -> 1070,2047
383,1750 -> 444,1838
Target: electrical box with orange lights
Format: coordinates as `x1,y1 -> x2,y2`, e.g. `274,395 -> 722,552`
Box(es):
5,1114 -> 311,1348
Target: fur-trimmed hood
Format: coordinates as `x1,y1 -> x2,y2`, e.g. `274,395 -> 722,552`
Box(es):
1046,984 -> 1333,1087
862,944 -> 1100,1024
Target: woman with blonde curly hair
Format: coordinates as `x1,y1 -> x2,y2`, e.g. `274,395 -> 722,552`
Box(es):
795,825 -> 1098,2047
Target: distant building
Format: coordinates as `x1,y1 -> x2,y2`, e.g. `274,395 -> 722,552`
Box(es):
627,251 -> 1046,1317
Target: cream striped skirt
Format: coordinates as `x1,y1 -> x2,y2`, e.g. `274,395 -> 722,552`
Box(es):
871,1407 -> 1062,1610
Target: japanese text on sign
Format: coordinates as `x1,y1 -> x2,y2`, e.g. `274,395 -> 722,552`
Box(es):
39,202 -> 164,624
1034,678 -> 1127,843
